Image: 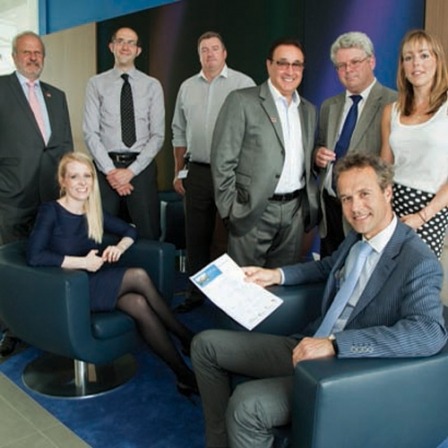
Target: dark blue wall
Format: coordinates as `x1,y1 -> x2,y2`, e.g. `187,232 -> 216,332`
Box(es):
38,0 -> 179,34
301,0 -> 425,106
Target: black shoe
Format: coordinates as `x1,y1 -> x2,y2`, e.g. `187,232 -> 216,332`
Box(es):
176,376 -> 199,397
181,344 -> 191,358
176,369 -> 199,397
174,295 -> 205,313
0,333 -> 19,357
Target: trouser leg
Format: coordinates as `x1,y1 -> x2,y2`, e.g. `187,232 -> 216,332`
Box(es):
228,197 -> 304,268
191,329 -> 297,447
97,169 -> 121,217
226,375 -> 294,448
126,161 -> 160,240
184,164 -> 216,277
320,191 -> 344,257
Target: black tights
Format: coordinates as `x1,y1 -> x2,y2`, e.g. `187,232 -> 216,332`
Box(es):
116,268 -> 194,384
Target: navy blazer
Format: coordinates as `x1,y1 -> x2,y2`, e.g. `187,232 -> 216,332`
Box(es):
282,221 -> 447,358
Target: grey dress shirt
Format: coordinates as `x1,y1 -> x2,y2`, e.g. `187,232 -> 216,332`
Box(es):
83,67 -> 165,176
171,65 -> 255,164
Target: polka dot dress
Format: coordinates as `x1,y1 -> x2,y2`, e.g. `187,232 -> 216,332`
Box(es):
393,183 -> 448,259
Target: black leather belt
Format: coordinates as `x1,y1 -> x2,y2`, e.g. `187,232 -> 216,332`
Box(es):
109,152 -> 138,163
190,161 -> 210,168
269,189 -> 302,202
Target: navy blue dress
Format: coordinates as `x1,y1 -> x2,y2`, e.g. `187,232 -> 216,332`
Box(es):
27,201 -> 138,311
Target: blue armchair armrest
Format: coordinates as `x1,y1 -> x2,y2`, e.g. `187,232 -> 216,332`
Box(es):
0,239 -> 175,364
292,330 -> 448,448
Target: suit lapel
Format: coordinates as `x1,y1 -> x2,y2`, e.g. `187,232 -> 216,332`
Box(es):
259,82 -> 285,149
41,82 -> 53,144
328,94 -> 345,150
350,83 -> 382,149
320,232 -> 360,313
8,73 -> 45,143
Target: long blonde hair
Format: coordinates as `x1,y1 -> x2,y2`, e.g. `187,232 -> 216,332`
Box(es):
396,29 -> 448,116
58,152 -> 104,243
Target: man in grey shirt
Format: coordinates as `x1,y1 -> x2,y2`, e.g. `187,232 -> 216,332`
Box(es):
84,27 -> 164,239
172,31 -> 255,312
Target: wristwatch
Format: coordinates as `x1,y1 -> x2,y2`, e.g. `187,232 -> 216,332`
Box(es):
328,334 -> 339,355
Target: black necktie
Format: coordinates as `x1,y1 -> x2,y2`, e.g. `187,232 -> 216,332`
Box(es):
120,73 -> 136,148
334,95 -> 362,159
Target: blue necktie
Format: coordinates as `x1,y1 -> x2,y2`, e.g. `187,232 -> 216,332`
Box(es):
314,240 -> 373,337
334,95 -> 362,159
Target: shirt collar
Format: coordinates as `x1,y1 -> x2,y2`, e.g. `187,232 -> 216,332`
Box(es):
113,66 -> 137,79
345,78 -> 376,102
267,78 -> 301,106
362,214 -> 397,254
199,64 -> 228,81
15,71 -> 40,87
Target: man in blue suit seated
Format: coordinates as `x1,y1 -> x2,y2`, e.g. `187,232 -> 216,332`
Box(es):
191,152 -> 448,448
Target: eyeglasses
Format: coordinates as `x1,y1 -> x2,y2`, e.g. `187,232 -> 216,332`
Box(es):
113,38 -> 139,47
334,56 -> 369,72
272,60 -> 305,71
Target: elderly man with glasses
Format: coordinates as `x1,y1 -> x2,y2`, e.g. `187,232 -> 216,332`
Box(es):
314,31 -> 397,257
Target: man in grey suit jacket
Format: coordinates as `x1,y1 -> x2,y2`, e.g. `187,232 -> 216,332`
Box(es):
0,31 -> 72,355
211,37 -> 318,267
314,32 -> 397,257
192,153 -> 447,448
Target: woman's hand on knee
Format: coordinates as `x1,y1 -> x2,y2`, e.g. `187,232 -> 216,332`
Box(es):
102,245 -> 124,263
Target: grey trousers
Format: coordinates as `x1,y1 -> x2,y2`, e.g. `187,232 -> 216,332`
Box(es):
191,329 -> 299,448
228,195 -> 305,268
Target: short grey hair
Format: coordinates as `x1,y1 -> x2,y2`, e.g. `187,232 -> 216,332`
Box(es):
12,31 -> 46,57
330,31 -> 374,64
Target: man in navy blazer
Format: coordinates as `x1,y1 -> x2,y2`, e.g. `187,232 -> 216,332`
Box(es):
192,153 -> 447,448
0,31 -> 72,355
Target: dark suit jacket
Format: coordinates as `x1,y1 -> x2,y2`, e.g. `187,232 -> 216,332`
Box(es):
282,221 -> 447,358
0,73 -> 73,244
211,81 -> 318,237
316,81 -> 397,237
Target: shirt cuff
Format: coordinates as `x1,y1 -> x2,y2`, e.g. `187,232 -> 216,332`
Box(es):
278,268 -> 285,285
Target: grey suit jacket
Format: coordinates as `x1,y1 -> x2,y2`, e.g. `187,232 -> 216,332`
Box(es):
0,73 -> 73,243
211,81 -> 318,237
316,81 -> 397,237
282,221 -> 447,358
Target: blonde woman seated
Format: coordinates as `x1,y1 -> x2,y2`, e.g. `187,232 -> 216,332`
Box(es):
27,152 -> 198,396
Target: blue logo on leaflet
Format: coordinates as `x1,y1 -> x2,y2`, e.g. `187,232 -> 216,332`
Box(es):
193,264 -> 222,287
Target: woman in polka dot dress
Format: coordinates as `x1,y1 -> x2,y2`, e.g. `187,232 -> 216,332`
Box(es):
381,29 -> 448,258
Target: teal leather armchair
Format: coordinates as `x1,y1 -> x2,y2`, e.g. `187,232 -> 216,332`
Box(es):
217,283 -> 448,448
0,238 -> 175,397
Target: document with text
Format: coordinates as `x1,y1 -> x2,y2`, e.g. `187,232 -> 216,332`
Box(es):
190,253 -> 283,330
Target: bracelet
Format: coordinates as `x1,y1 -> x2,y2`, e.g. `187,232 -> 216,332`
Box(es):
417,210 -> 427,224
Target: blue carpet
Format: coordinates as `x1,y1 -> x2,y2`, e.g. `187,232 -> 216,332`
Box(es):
0,273 -> 217,448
